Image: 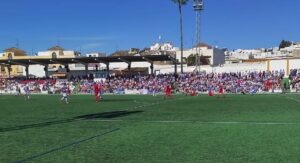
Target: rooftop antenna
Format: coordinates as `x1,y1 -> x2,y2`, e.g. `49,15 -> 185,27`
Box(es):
193,0 -> 204,72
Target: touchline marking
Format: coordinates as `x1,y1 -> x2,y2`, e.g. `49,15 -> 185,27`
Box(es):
87,119 -> 300,125
286,96 -> 300,103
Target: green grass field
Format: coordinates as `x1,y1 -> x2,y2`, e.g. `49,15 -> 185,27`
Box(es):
1,94 -> 300,163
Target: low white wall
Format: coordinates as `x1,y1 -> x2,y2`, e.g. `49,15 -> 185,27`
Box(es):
210,62 -> 266,73
289,59 -> 300,69
269,60 -> 286,72
23,65 -> 45,77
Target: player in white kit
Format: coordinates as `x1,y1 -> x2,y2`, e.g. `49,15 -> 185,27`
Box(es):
60,83 -> 69,104
24,85 -> 30,100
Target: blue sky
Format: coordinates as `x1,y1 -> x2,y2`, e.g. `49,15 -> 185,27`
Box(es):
0,0 -> 299,55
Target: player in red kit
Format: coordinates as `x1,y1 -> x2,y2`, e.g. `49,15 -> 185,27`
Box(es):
94,82 -> 99,102
164,83 -> 171,99
190,89 -> 196,96
217,83 -> 225,98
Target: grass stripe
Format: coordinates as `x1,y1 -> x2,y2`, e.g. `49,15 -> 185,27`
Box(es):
1,96 -> 184,133
88,119 -> 300,125
15,128 -> 120,163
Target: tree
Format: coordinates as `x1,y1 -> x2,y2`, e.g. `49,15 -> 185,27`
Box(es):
279,40 -> 292,49
187,54 -> 196,66
171,0 -> 189,74
111,50 -> 130,57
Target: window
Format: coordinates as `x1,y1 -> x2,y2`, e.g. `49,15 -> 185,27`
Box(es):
8,53 -> 12,59
52,52 -> 57,59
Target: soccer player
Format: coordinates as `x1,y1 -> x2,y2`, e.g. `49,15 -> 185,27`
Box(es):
99,81 -> 104,100
60,83 -> 69,104
24,84 -> 30,100
16,85 -> 21,96
249,85 -> 256,95
208,85 -> 213,97
189,88 -> 196,96
164,83 -> 171,99
94,82 -> 99,102
152,84 -> 158,97
217,83 -> 225,98
73,82 -> 79,95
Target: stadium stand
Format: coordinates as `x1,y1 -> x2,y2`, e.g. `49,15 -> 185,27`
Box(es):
1,69 -> 300,95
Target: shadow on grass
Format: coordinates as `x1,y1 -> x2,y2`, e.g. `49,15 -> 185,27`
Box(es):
75,110 -> 143,119
0,110 -> 143,133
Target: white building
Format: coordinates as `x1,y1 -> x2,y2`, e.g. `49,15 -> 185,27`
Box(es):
23,46 -> 81,77
173,43 -> 225,66
85,52 -> 106,70
20,42 -> 300,77
150,42 -> 179,51
86,52 -> 106,57
228,49 -> 265,60
227,42 -> 300,60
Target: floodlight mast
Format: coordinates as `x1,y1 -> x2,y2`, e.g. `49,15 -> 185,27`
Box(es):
193,0 -> 204,72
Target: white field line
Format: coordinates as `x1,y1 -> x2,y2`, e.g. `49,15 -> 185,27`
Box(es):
86,96 -> 300,126
286,96 -> 300,103
133,100 -> 152,105
87,119 -> 300,125
126,96 -> 187,111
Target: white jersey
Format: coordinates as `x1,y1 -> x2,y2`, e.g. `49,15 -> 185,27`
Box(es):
62,86 -> 68,97
24,86 -> 30,95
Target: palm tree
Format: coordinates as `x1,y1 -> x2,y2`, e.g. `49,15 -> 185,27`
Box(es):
171,0 -> 189,74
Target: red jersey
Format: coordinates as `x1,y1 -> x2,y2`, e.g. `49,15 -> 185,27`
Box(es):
164,85 -> 171,96
94,83 -> 99,94
218,84 -> 223,93
191,90 -> 196,96
165,85 -> 171,92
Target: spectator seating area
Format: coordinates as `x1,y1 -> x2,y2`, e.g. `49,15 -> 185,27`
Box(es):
1,70 -> 300,95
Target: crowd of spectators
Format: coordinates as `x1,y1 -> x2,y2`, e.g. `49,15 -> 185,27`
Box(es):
1,70 -> 300,95
289,69 -> 300,92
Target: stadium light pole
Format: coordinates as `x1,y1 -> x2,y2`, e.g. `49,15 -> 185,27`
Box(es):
193,0 -> 204,72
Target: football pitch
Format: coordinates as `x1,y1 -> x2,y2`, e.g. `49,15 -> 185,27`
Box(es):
1,94 -> 300,163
